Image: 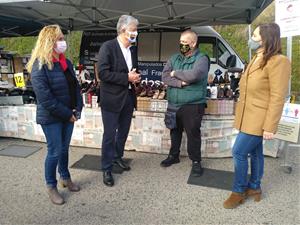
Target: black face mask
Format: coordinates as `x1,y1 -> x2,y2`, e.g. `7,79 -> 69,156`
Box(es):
180,43 -> 191,55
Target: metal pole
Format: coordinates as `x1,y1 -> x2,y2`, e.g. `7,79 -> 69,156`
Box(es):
280,141 -> 292,174
248,24 -> 252,61
279,36 -> 293,174
66,30 -> 71,56
287,36 -> 292,97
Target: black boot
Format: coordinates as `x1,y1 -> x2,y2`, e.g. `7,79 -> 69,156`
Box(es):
160,155 -> 180,167
191,161 -> 204,176
113,158 -> 131,171
103,171 -> 114,187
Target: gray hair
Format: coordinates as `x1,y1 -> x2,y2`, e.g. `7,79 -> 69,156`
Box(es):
116,15 -> 139,34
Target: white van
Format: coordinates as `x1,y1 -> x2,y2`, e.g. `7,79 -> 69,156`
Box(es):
136,26 -> 244,85
80,26 -> 244,82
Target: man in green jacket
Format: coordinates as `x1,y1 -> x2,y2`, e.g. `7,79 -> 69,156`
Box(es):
161,29 -> 209,176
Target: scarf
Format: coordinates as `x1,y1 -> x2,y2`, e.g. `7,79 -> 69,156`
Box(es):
53,54 -> 68,71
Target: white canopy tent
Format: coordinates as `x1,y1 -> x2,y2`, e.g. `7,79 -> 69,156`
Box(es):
0,0 -> 273,37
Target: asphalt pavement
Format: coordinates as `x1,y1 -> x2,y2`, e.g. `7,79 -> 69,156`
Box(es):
0,137 -> 299,225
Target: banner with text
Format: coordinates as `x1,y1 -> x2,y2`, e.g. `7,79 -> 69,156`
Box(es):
138,61 -> 166,85
79,31 -> 116,76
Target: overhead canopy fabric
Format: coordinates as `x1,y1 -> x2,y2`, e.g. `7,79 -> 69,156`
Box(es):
0,0 -> 273,37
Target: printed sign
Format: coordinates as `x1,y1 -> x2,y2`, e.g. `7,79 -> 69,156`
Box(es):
79,31 -> 116,76
138,61 -> 165,85
13,73 -> 25,88
79,31 -> 167,84
275,0 -> 300,37
275,103 -> 300,143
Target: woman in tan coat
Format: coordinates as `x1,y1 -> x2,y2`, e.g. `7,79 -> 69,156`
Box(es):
223,23 -> 291,209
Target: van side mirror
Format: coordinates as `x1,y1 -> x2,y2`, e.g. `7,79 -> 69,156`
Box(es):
227,67 -> 243,73
226,55 -> 236,68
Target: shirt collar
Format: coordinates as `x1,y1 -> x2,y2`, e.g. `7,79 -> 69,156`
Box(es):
117,37 -> 131,50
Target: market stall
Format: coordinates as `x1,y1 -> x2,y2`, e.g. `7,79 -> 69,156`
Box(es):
0,100 -> 279,158
0,0 -> 280,157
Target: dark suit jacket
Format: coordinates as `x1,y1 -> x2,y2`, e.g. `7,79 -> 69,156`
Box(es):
97,38 -> 138,112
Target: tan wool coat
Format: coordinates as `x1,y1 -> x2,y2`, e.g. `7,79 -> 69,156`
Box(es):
234,54 -> 291,136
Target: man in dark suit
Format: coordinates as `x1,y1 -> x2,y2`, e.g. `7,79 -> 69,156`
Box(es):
97,15 -> 140,187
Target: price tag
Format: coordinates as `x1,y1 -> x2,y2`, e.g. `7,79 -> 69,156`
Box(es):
14,73 -> 25,87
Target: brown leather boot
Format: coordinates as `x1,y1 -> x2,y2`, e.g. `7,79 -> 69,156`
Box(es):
152,90 -> 160,99
59,179 -> 80,192
246,188 -> 262,202
47,187 -> 65,205
223,192 -> 246,209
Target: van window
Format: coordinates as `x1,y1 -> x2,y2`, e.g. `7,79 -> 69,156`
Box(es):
217,40 -> 231,67
198,43 -> 214,59
198,37 -> 216,63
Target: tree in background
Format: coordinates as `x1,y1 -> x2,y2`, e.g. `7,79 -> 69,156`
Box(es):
214,2 -> 299,96
0,31 -> 82,66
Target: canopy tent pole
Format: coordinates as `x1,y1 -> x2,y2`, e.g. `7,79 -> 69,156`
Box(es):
280,36 -> 293,174
287,36 -> 292,97
248,24 -> 252,61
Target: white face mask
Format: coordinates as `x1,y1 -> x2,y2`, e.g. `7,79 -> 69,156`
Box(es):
126,30 -> 138,43
54,40 -> 67,54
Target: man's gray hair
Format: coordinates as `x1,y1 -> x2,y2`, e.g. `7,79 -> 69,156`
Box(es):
116,15 -> 139,34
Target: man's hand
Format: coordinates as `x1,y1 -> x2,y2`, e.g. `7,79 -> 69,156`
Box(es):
170,71 -> 175,77
263,131 -> 274,140
96,81 -> 101,89
182,81 -> 188,86
128,68 -> 141,83
69,115 -> 77,123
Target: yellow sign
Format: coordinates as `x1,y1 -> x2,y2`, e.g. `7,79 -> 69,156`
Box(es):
14,73 -> 25,88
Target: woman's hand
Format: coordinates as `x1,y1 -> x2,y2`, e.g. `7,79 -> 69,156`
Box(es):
263,131 -> 274,140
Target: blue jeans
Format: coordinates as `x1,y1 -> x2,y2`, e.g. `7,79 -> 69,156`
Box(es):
41,122 -> 74,188
232,132 -> 264,193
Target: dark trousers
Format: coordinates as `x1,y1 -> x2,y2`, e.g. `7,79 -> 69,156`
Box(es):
101,90 -> 135,171
169,104 -> 205,161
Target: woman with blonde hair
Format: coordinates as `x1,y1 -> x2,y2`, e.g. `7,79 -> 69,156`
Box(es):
223,23 -> 291,209
28,24 -> 83,205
